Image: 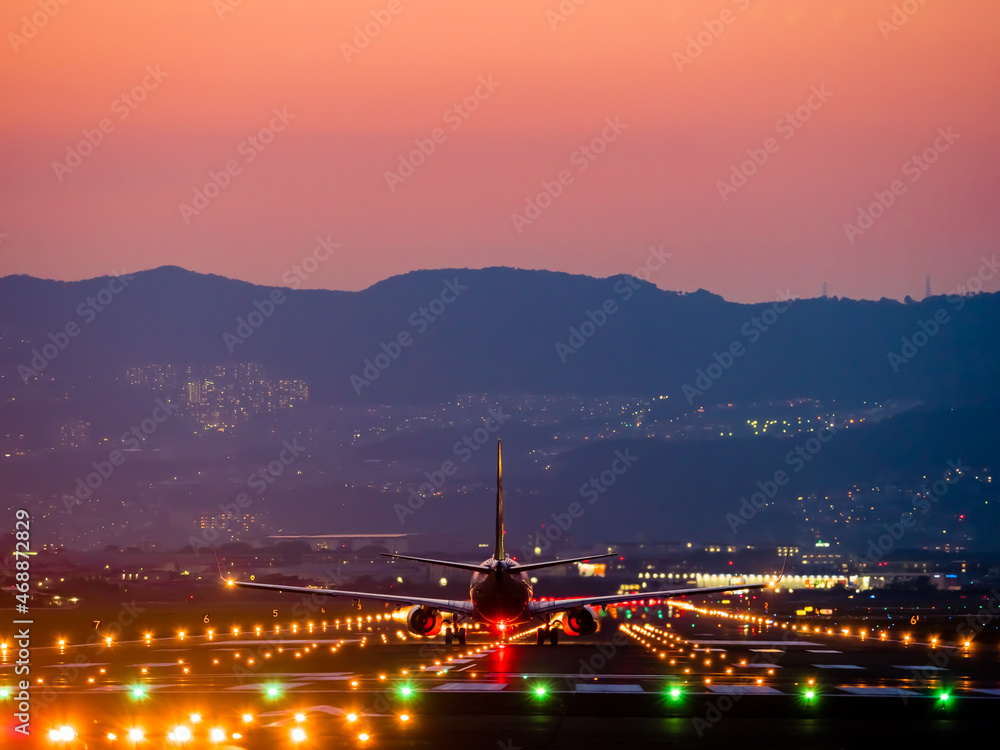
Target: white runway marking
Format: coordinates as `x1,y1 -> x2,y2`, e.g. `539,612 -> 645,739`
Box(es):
709,685 -> 783,695
742,662 -> 783,668
574,683 -> 644,693
750,649 -> 783,653
225,682 -> 312,691
685,640 -> 821,647
434,682 -> 508,691
974,688 -> 1000,696
220,639 -> 345,647
892,665 -> 948,671
807,649 -> 842,653
811,664 -> 863,669
838,687 -> 919,696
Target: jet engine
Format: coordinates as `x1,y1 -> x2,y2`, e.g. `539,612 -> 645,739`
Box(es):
561,605 -> 599,636
406,605 -> 444,637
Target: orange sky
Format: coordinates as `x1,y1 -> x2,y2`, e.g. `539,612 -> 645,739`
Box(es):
2,0 -> 998,301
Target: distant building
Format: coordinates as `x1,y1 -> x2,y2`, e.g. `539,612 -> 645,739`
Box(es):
59,419 -> 90,448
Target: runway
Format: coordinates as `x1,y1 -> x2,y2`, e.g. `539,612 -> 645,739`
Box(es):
3,601 -> 998,748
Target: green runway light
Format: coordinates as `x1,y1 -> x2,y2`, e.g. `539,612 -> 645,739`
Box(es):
130,686 -> 147,700
938,692 -> 950,702
668,687 -> 682,701
0,687 -> 10,700
264,684 -> 282,699
804,689 -> 816,700
398,684 -> 415,698
533,686 -> 548,698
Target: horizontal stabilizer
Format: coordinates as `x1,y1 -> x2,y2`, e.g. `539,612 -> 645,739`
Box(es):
513,552 -> 616,572
380,553 -> 492,573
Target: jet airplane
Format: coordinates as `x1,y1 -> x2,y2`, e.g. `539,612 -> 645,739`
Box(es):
227,442 -> 772,644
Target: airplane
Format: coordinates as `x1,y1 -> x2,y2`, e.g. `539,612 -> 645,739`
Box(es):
226,441 -> 773,645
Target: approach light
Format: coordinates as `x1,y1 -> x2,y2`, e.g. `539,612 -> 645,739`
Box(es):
54,726 -> 77,742
209,728 -> 226,743
291,727 -> 307,743
294,713 -> 306,723
241,714 -> 254,724
127,727 -> 145,743
168,725 -> 192,743
358,733 -> 370,742
346,713 -> 358,723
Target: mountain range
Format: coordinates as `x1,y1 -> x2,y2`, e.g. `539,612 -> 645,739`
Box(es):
2,266 -> 998,406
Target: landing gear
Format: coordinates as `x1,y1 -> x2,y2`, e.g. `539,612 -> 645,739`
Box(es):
537,627 -> 559,645
444,626 -> 467,646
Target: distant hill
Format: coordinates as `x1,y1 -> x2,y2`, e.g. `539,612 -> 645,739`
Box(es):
1,266 -> 998,406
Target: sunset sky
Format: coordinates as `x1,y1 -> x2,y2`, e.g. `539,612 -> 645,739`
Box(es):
2,0 -> 998,302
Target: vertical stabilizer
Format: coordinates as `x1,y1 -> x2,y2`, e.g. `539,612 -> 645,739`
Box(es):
494,441 -> 505,560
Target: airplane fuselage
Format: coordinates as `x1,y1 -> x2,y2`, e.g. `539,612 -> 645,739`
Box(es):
469,558 -> 532,625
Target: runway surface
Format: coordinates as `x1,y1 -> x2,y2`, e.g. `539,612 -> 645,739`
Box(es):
3,602 -> 998,749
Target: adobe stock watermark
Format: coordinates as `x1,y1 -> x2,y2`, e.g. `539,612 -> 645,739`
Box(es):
350,277 -> 467,395
384,75 -> 501,192
188,436 -> 307,552
717,85 -> 833,202
886,255 -> 998,373
213,0 -> 246,21
341,0 -> 416,63
693,629 -> 796,736
555,246 -> 671,364
878,0 -> 931,41
682,289 -> 794,404
843,126 -> 959,244
864,459 -> 967,562
545,0 -> 589,31
900,588 -> 1000,704
62,399 -> 179,512
394,408 -> 510,524
510,116 -> 628,234
8,0 -> 72,53
18,269 -> 135,384
223,236 -> 339,352
29,599 -> 145,716
673,0 -> 753,72
727,424 -> 837,534
520,448 -> 638,560
51,65 -> 168,182
178,107 -> 295,224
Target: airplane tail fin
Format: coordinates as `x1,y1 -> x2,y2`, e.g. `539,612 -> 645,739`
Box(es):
495,440 -> 505,560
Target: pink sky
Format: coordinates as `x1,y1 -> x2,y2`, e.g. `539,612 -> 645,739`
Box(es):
1,0 -> 998,302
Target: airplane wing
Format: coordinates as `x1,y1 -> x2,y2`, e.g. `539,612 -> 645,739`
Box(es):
527,581 -> 769,617
226,579 -> 476,617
